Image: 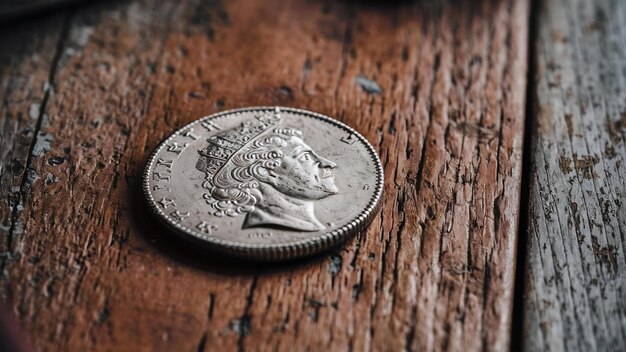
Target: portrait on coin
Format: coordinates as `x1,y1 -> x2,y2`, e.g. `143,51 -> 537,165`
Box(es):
196,116 -> 339,232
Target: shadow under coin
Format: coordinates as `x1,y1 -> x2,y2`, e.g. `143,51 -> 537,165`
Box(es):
129,183 -> 330,276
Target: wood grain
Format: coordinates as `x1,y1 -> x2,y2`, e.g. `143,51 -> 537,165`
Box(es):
523,0 -> 626,350
0,0 -> 529,350
0,9 -> 68,288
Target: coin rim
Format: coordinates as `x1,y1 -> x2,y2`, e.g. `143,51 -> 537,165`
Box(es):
142,106 -> 384,261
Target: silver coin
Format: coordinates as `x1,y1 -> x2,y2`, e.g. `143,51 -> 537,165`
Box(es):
143,106 -> 383,260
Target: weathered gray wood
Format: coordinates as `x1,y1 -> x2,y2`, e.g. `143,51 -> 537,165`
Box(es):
524,0 -> 626,350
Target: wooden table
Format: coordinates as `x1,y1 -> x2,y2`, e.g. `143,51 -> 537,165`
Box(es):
0,0 -> 623,351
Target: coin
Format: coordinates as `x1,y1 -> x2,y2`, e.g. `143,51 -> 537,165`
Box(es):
143,107 -> 383,261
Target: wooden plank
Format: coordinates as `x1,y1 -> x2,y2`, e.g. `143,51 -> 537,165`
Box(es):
523,0 -> 626,350
0,0 -> 529,350
0,11 -> 68,278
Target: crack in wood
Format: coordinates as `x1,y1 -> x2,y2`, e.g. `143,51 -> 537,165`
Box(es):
2,9 -> 73,273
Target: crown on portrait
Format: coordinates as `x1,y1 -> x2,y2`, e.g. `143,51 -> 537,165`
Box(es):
196,107 -> 283,178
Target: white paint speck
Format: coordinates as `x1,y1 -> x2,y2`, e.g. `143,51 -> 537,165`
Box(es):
32,132 -> 53,157
29,103 -> 40,120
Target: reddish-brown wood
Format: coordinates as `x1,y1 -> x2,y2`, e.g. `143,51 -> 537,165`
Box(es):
0,0 -> 529,350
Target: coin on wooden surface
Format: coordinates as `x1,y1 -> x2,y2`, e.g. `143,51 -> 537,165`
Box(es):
143,107 -> 383,261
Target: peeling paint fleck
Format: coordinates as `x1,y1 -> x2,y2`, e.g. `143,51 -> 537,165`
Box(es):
355,75 -> 382,94
29,103 -> 41,120
32,132 -> 53,157
230,316 -> 251,336
26,169 -> 40,184
45,173 -> 59,185
328,253 -> 342,277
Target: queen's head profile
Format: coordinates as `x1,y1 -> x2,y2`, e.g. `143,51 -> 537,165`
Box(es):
195,108 -> 338,232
